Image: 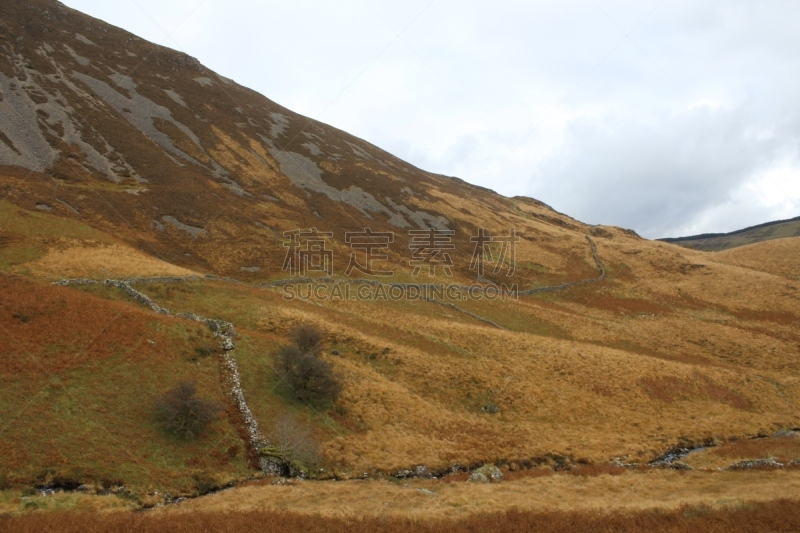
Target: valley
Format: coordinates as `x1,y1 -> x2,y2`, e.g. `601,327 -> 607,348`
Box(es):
1,0 -> 799,530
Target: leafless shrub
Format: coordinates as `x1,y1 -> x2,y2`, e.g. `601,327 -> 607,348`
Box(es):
269,413 -> 320,470
153,381 -> 224,439
289,324 -> 323,354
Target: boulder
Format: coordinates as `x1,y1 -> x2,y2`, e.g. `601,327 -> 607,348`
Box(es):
467,472 -> 489,483
468,464 -> 503,483
415,465 -> 432,479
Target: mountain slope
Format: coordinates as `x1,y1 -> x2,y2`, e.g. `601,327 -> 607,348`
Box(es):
0,273 -> 251,494
1,0 -> 800,510
1,0 -> 592,286
713,237 -> 800,280
660,216 -> 800,251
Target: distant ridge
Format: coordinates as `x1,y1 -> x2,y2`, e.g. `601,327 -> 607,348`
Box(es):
660,215 -> 800,251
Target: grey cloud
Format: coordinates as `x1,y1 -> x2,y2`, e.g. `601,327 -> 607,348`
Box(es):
530,103 -> 799,238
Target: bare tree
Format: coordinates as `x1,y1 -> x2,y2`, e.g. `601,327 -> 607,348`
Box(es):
275,324 -> 341,403
277,345 -> 342,402
153,381 -> 224,439
269,413 -> 320,470
289,324 -> 323,355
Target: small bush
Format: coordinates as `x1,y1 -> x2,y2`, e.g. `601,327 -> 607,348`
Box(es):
153,381 -> 224,439
12,313 -> 30,323
276,345 -> 341,403
273,324 -> 341,403
193,345 -> 217,358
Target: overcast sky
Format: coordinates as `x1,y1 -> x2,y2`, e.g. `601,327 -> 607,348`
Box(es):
60,0 -> 800,238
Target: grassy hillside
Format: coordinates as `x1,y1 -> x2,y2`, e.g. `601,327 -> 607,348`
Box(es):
0,273 -> 251,498
660,216 -> 800,251
0,201 -> 197,279
712,238 -> 800,280
1,0 -> 799,522
0,204 -> 798,494
119,234 -> 800,474
5,209 -> 797,476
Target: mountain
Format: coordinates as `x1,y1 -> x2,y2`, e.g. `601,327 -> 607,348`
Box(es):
0,0 -> 589,286
660,216 -> 800,251
1,0 -> 800,519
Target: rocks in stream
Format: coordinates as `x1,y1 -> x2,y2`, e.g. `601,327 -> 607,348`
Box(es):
468,464 -> 503,483
649,447 -> 701,469
393,465 -> 434,480
727,459 -> 784,470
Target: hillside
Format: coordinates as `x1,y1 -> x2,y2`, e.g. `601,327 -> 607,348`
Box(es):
0,0 -> 590,287
660,216 -> 800,251
713,238 -> 800,280
1,0 -> 799,523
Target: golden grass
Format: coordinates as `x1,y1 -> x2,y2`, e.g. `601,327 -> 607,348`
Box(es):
6,499 -> 800,532
108,277 -> 799,476
0,490 -> 138,515
684,435 -> 800,469
712,237 -> 800,280
3,2 -> 800,521
3,180 -> 800,506
159,469 -> 800,519
18,241 -> 199,279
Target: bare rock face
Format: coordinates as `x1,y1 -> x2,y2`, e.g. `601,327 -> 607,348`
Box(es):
0,0 -> 582,286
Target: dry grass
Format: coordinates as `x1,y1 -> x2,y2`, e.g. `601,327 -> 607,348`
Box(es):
2,498 -> 799,532
3,3 -> 800,522
0,274 -> 250,493
684,435 -> 800,469
157,469 -> 800,519
712,237 -> 800,279
637,373 -> 752,409
3,229 -> 795,479
4,499 -> 800,532
74,273 -> 798,475
20,241 -> 198,279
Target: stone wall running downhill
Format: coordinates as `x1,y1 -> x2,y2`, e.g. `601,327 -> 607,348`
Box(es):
53,277 -> 282,475
52,236 -> 606,474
